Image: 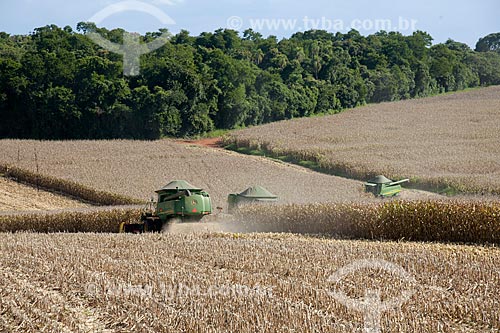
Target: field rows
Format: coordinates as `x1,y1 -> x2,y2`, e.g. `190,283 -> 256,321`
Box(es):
0,233 -> 499,332
226,86 -> 500,195
0,206 -> 141,233
0,164 -> 141,207
236,200 -> 500,244
0,140 -> 376,208
0,177 -> 89,211
2,198 -> 499,246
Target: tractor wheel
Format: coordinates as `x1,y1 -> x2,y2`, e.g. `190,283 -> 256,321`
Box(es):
119,223 -> 146,233
144,218 -> 164,232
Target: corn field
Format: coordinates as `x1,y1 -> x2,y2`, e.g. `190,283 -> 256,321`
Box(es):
0,207 -> 141,233
0,98 -> 498,332
0,232 -> 498,332
0,139 -> 378,208
0,164 -> 141,206
0,177 -> 89,211
236,200 -> 500,244
0,199 -> 498,245
224,86 -> 500,195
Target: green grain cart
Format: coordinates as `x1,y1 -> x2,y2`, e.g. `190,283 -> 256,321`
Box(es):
120,180 -> 212,233
228,186 -> 278,213
364,175 -> 410,197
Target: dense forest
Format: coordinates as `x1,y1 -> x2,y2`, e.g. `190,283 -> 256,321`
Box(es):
1,24 -> 499,139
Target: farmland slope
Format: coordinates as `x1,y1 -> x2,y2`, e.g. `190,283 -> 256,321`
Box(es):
226,86 -> 500,194
0,140 -> 376,208
0,177 -> 89,211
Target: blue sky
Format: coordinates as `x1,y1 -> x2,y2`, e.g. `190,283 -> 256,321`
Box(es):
0,0 -> 498,47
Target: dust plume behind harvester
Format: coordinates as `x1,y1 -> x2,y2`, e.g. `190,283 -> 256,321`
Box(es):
119,181 -> 279,233
364,175 -> 410,197
118,175 -> 412,233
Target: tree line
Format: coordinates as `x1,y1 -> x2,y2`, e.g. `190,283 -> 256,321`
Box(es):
1,24 -> 499,139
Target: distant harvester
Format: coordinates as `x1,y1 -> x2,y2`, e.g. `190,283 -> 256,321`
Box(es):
364,175 -> 410,197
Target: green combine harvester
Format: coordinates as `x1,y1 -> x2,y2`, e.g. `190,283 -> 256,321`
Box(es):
364,175 -> 410,197
119,180 -> 212,233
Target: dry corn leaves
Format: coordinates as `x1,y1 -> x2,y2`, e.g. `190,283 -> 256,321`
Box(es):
226,86 -> 500,195
0,233 -> 498,332
237,200 -> 500,244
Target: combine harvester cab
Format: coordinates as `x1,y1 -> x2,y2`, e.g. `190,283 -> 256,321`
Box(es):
227,186 -> 278,213
364,175 -> 410,198
120,180 -> 212,233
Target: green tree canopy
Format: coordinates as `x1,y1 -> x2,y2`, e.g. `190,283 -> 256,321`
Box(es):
0,25 -> 499,139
